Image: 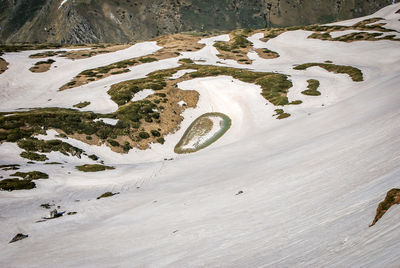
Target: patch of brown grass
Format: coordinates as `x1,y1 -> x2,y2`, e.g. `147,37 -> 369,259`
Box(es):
29,59 -> 55,73
255,48 -> 280,59
370,188 -> 400,227
0,57 -> 9,74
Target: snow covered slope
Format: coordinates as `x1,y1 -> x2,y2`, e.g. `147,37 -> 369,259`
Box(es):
1,3 -> 400,267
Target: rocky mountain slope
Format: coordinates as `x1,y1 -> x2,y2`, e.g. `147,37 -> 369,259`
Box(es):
0,0 -> 397,44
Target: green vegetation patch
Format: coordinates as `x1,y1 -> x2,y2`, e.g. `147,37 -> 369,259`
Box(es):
34,59 -> 55,66
214,31 -> 251,52
30,51 -> 66,58
302,79 -> 321,96
0,178 -> 36,191
73,101 -> 91,108
0,164 -> 20,170
179,58 -> 194,64
11,171 -> 49,180
97,191 -> 120,199
76,164 -> 115,172
0,108 -> 117,145
18,138 -> 83,158
109,64 -> 292,106
273,109 -> 291,120
294,63 -> 363,82
20,151 -> 48,161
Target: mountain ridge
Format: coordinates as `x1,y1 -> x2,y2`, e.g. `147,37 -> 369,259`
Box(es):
0,0 -> 397,44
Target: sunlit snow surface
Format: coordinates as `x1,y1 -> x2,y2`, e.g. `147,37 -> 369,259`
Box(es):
1,3 -> 400,267
59,0 -> 68,9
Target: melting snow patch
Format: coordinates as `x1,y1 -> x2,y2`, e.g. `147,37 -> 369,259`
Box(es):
170,69 -> 196,79
178,101 -> 187,107
94,118 -> 119,126
59,0 -> 68,9
131,89 -> 155,102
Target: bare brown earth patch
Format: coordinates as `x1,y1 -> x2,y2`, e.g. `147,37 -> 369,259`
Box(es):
370,188 -> 400,227
29,59 -> 55,73
0,58 -> 8,74
60,34 -> 206,91
255,48 -> 280,59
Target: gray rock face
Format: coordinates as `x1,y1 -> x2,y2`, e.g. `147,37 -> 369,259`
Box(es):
0,0 -> 397,44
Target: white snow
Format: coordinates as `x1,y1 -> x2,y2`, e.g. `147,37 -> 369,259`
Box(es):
58,0 -> 68,9
131,89 -> 155,102
177,100 -> 186,106
94,118 -> 119,126
170,69 -> 196,79
1,3 -> 400,267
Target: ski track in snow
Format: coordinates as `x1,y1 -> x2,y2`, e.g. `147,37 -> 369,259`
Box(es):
1,3 -> 400,267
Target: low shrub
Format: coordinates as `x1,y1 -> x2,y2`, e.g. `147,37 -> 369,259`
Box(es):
73,101 -> 91,108
97,191 -> 119,199
294,63 -> 363,82
20,151 -> 48,161
139,132 -> 150,139
76,164 -> 115,172
10,171 -> 49,180
0,178 -> 36,191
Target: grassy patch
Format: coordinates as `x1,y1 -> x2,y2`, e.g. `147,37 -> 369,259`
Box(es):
20,151 -> 48,161
73,101 -> 91,108
179,58 -> 194,64
0,164 -> 20,170
0,178 -> 36,191
214,31 -> 251,52
273,109 -> 291,120
18,138 -> 83,158
11,171 -> 49,180
76,164 -> 115,172
294,63 -> 363,82
370,188 -> 400,227
289,100 -> 303,105
34,59 -> 55,65
97,191 -> 119,199
213,30 -> 253,64
302,79 -> 321,96
30,51 -> 66,58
